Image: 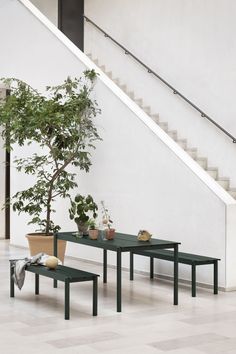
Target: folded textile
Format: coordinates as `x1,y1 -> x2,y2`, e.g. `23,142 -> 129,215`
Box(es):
10,253 -> 62,290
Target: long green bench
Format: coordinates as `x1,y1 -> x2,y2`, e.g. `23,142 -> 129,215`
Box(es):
130,250 -> 220,297
10,262 -> 99,320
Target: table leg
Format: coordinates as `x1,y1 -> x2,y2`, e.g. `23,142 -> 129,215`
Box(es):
35,274 -> 39,295
53,233 -> 58,288
191,265 -> 196,297
150,257 -> 154,279
214,261 -> 218,294
103,249 -> 107,283
117,249 -> 122,312
174,244 -> 178,305
93,277 -> 98,316
130,252 -> 134,281
65,279 -> 70,320
10,263 -> 14,298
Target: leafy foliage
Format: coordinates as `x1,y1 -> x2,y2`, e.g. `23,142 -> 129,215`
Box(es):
0,71 -> 101,234
69,194 -> 98,226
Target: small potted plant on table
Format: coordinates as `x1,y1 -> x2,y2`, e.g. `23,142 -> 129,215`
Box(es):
69,194 -> 98,237
88,219 -> 99,240
101,201 -> 115,240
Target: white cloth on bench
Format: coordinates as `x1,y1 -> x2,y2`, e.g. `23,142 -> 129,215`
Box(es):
10,253 -> 61,290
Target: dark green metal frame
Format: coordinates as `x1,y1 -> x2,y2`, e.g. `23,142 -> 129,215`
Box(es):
54,232 -> 180,312
130,250 -> 219,297
10,262 -> 98,320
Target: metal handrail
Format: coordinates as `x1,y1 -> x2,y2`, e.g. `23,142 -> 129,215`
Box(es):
84,15 -> 236,143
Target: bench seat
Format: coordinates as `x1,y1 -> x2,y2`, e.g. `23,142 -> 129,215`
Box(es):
130,250 -> 220,297
10,263 -> 99,320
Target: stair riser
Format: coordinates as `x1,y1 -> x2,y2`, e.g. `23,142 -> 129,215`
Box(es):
168,132 -> 177,140
207,170 -> 218,179
187,151 -> 198,159
178,141 -> 187,150
151,115 -> 159,123
229,191 -> 236,199
217,180 -> 230,190
196,159 -> 207,169
159,123 -> 168,132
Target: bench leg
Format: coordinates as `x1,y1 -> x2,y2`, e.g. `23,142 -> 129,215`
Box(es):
174,244 -> 178,305
130,252 -> 134,281
117,249 -> 122,312
150,257 -> 154,279
214,261 -> 218,294
93,277 -> 98,316
10,263 -> 14,298
191,265 -> 196,297
35,274 -> 39,295
65,280 -> 70,320
103,249 -> 107,284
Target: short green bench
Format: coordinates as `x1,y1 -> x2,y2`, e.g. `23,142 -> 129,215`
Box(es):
10,263 -> 99,320
130,250 -> 220,297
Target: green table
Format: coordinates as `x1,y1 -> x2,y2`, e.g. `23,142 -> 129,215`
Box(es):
54,232 -> 180,312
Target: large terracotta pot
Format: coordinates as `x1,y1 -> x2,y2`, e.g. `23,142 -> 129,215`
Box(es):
26,233 -> 67,263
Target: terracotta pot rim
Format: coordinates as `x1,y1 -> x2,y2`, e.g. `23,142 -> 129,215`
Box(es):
26,232 -> 53,237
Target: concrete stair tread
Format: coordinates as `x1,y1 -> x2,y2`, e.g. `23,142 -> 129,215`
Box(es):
217,177 -> 230,181
187,148 -> 197,152
207,167 -> 218,171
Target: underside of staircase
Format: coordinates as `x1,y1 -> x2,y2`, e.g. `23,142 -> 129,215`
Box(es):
87,53 -> 236,200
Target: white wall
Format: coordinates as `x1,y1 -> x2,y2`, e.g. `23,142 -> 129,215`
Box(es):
0,0 -> 236,289
84,0 -> 236,188
30,0 -> 58,25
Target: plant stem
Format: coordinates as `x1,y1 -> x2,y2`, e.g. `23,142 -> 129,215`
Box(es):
45,151 -> 77,234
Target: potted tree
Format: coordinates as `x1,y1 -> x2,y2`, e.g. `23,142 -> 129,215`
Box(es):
69,194 -> 98,238
0,70 -> 101,261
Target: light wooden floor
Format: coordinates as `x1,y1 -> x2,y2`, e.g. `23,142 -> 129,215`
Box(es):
2,240 -> 236,354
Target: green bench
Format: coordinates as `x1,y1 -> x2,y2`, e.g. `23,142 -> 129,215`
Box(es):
10,263 -> 99,320
130,250 -> 220,297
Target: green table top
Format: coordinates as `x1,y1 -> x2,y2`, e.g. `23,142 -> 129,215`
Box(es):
55,232 -> 180,252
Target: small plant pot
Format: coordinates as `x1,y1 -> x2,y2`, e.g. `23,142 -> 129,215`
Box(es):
76,222 -> 89,236
88,229 -> 99,240
105,228 -> 115,240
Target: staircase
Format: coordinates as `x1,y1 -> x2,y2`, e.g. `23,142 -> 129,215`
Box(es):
87,53 -> 236,199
